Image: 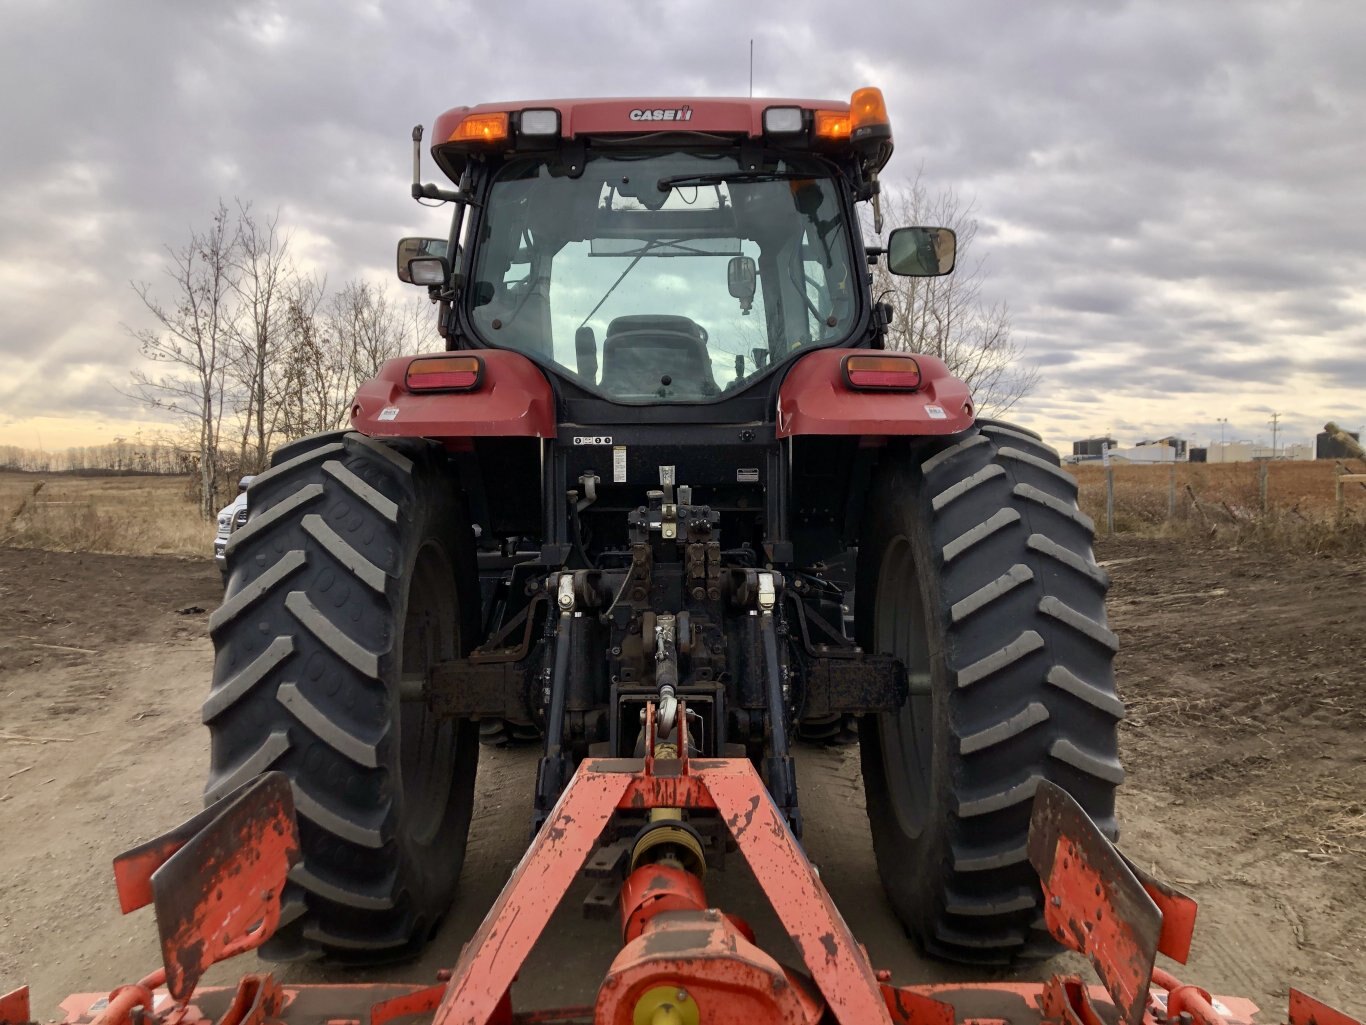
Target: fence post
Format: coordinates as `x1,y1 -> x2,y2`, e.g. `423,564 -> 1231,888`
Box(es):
1106,463 -> 1115,535
1168,462 -> 1177,520
1338,474 -> 1345,521
1259,460 -> 1269,515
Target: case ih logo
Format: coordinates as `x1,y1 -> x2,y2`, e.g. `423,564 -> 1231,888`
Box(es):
629,106 -> 693,122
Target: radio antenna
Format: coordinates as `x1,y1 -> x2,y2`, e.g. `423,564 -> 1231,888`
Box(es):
749,39 -> 754,97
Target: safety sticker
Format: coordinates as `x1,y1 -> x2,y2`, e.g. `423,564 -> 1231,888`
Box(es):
378,406 -> 400,422
925,405 -> 947,420
613,446 -> 627,483
737,468 -> 759,483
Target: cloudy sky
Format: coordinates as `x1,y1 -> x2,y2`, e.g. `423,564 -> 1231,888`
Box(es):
1,0 -> 1363,453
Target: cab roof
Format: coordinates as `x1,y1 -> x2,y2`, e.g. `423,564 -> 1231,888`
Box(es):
431,96 -> 850,147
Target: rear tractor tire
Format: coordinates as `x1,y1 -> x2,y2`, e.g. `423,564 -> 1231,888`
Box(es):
857,420 -> 1124,965
205,431 -> 481,964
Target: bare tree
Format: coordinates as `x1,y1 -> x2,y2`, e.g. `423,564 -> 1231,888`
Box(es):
229,202 -> 293,472
127,202 -> 240,517
400,293 -> 443,354
330,280 -> 409,403
271,280 -> 438,442
870,175 -> 1038,418
274,273 -> 355,437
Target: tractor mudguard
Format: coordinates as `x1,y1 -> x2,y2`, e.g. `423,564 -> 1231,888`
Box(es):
775,349 -> 975,438
350,349 -> 556,440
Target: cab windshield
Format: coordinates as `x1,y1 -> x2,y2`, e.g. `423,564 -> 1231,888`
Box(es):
466,151 -> 858,402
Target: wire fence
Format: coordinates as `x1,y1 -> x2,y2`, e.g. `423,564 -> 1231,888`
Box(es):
1071,461 -> 1366,549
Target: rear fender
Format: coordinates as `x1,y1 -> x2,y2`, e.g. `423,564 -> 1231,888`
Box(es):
776,349 -> 974,438
350,350 -> 556,440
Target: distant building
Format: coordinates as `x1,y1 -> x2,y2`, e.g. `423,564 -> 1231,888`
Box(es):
1110,445 -> 1177,464
1209,441 -> 1256,463
1316,429 -> 1361,460
1137,436 -> 1188,459
1072,437 -> 1116,458
1204,441 -> 1312,463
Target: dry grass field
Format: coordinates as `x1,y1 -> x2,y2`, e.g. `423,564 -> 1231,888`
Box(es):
3,460 -> 1363,562
1074,460 -> 1366,548
0,471 -> 207,557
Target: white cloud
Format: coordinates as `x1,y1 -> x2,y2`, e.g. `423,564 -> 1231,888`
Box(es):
0,0 -> 1362,451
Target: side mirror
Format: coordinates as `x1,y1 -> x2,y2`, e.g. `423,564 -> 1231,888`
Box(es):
397,237 -> 450,285
727,255 -> 757,314
887,227 -> 956,277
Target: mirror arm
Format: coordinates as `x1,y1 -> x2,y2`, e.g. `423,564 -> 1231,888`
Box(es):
412,182 -> 477,204
410,125 -> 480,205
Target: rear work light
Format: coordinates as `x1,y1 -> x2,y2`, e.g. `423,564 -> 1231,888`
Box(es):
449,112 -> 509,144
763,106 -> 803,134
405,355 -> 484,392
843,354 -> 922,391
519,108 -> 560,136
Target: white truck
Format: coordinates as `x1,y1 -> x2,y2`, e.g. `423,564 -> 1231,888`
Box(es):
212,475 -> 255,582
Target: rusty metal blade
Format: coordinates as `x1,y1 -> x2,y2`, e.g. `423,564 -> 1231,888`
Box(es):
1119,851 -> 1198,964
0,987 -> 31,1025
1028,781 -> 1159,1025
112,772 -> 295,916
113,794 -> 239,915
150,772 -> 301,1002
881,985 -> 956,1025
1289,989 -> 1363,1025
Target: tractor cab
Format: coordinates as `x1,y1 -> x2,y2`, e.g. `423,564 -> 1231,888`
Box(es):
396,89 -> 954,405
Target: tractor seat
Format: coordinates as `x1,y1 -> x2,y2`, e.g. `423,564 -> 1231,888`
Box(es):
598,315 -> 719,397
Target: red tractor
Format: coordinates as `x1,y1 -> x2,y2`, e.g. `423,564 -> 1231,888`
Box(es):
208,87 -> 1121,968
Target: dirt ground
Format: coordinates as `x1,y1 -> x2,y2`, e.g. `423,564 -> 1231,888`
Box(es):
1,538 -> 1362,1020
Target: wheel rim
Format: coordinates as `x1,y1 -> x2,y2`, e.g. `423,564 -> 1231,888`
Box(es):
873,535 -> 934,839
399,540 -> 459,846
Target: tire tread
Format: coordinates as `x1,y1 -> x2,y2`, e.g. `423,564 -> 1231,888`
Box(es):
860,420 -> 1122,965
207,431 -> 479,965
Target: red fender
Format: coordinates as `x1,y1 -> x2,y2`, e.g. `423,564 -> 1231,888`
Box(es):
776,349 -> 975,438
350,350 -> 556,440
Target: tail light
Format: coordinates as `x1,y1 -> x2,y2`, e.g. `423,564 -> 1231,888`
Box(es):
843,354 -> 921,391
405,355 -> 484,392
